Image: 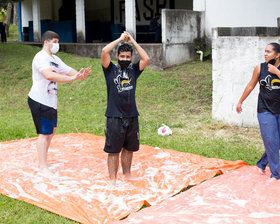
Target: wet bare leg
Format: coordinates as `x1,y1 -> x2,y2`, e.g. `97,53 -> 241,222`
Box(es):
121,148 -> 133,179
108,153 -> 119,186
37,128 -> 55,177
37,134 -> 53,176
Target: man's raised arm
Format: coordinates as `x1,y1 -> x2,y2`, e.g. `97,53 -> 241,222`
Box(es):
126,32 -> 150,71
101,32 -> 126,68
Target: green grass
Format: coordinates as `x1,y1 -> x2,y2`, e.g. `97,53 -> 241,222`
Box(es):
7,24 -> 19,42
0,43 -> 264,223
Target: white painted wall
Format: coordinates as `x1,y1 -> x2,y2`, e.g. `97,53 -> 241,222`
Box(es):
212,30 -> 280,127
76,0 -> 86,42
32,0 -> 41,42
21,0 -> 32,27
204,0 -> 280,40
21,0 -> 55,28
125,0 -> 136,38
193,0 -> 205,11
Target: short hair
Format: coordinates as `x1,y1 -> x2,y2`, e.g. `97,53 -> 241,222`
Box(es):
117,43 -> 133,55
269,42 -> 280,54
42,31 -> 60,43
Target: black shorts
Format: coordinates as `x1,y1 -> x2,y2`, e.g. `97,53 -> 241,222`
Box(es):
104,117 -> 139,154
28,97 -> 57,135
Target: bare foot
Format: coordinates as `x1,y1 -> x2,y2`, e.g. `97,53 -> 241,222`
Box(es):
106,180 -> 117,190
109,179 -> 116,186
38,167 -> 57,179
267,177 -> 278,183
37,164 -> 52,168
257,167 -> 266,175
124,174 -> 138,180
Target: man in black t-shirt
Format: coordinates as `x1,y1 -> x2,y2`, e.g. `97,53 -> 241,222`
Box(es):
101,31 -> 150,186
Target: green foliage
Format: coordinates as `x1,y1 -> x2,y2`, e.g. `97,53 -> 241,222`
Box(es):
194,38 -> 212,60
0,44 -> 263,223
195,45 -> 211,59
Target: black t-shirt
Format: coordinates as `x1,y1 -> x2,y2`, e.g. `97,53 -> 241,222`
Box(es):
258,62 -> 280,114
103,61 -> 143,117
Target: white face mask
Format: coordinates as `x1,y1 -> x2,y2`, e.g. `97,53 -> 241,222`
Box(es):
50,43 -> 59,54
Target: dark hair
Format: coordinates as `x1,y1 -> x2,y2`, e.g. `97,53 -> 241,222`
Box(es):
269,42 -> 280,53
42,31 -> 60,43
155,13 -> 161,17
117,43 -> 133,55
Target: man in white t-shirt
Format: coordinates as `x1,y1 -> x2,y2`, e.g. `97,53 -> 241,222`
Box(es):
28,30 -> 91,177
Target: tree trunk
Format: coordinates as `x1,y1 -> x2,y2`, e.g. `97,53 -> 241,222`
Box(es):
13,3 -> 18,26
5,3 -> 12,37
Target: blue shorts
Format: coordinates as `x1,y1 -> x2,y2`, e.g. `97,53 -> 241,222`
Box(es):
28,97 -> 57,135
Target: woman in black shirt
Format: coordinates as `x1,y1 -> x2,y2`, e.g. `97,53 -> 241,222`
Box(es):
237,43 -> 280,181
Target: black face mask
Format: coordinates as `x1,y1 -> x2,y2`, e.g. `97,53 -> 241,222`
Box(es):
118,60 -> 131,70
268,59 -> 276,65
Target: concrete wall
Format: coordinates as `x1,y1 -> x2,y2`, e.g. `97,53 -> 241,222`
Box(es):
202,0 -> 280,43
162,9 -> 204,68
59,43 -> 163,70
212,27 -> 280,127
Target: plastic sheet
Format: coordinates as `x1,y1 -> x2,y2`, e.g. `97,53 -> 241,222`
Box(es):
116,166 -> 280,224
0,133 -> 247,224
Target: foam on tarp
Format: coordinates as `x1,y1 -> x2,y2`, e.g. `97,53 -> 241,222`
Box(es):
0,133 -> 247,224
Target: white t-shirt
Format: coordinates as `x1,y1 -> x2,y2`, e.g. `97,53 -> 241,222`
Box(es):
28,50 -> 72,109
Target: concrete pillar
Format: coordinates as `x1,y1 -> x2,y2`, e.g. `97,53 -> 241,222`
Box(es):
75,0 -> 86,43
278,17 -> 280,28
32,0 -> 41,42
125,0 -> 136,39
193,0 -> 206,11
161,9 -> 167,44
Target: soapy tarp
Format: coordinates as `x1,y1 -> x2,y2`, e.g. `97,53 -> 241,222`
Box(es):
116,166 -> 280,224
0,133 -> 246,224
